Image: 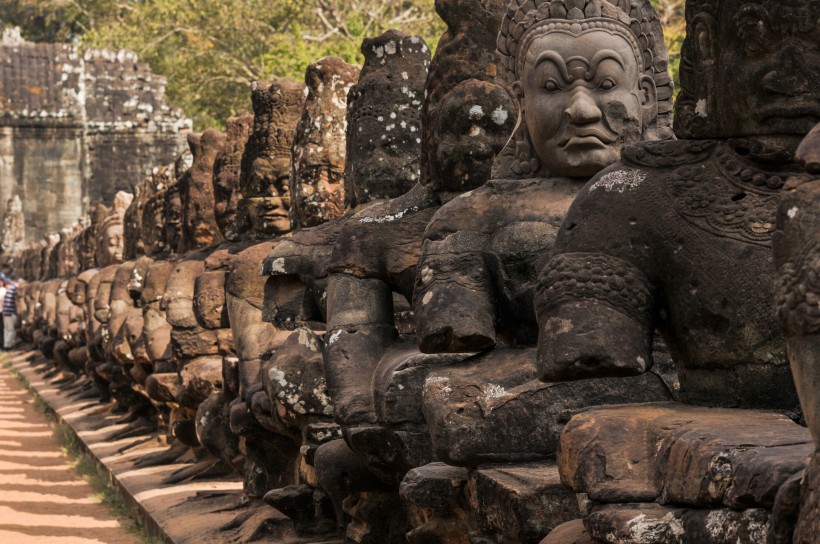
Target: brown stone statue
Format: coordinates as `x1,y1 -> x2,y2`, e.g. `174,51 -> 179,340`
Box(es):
255,30 -> 430,538
178,131 -> 225,253
775,123 -> 820,543
213,113 -> 253,237
320,2 -> 516,540
289,56 -> 360,229
414,0 -> 675,480
533,1 -> 820,542
535,0 -> 818,414
1,195 -> 25,256
225,60 -> 357,507
236,78 -> 306,241
95,192 -> 132,268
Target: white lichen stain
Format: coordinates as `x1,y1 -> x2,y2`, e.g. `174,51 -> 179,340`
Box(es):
787,206 -> 799,219
483,383 -> 508,400
327,329 -> 342,346
359,205 -> 420,224
695,99 -> 708,117
590,170 -> 647,193
491,106 -> 509,125
420,266 -> 433,284
269,257 -> 286,273
425,376 -> 452,396
422,291 -> 433,306
469,105 -> 485,120
298,328 -> 320,352
619,512 -> 685,543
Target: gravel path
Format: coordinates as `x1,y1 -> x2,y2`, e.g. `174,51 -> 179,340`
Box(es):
0,359 -> 141,544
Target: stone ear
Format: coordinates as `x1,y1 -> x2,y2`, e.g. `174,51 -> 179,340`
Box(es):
639,75 -> 658,128
693,13 -> 717,66
512,81 -> 525,114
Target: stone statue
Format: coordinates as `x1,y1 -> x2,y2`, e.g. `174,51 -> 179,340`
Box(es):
225,61 -> 357,506
236,78 -> 306,241
1,195 -> 25,256
775,123 -> 820,543
178,131 -> 225,253
95,192 -> 132,268
255,30 -> 430,538
324,0 -> 514,447
320,2 -> 516,540
289,56 -> 359,229
414,0 -> 675,475
534,0 -> 819,415
213,113 -> 254,237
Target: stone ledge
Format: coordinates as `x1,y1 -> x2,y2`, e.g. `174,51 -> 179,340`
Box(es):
7,348 -> 339,544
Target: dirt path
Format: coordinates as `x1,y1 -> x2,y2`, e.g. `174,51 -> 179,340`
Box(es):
0,358 -> 142,544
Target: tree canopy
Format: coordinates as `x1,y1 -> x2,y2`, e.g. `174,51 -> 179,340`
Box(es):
2,0 -> 684,131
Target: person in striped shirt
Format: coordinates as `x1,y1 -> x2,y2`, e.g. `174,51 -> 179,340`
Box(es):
2,278 -> 18,349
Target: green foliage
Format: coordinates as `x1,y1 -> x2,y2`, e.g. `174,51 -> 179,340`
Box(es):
78,0 -> 443,129
651,0 -> 685,99
3,0 -> 685,130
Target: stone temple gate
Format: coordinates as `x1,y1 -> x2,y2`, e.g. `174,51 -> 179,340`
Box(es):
0,27 -> 190,244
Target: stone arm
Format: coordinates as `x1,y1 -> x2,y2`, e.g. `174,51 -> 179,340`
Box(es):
324,272 -> 398,426
535,172 -> 657,382
413,231 -> 495,353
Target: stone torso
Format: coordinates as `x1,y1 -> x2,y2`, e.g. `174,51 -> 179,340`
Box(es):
545,140 -> 806,410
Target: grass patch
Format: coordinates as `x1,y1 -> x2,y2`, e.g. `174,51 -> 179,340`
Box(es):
3,357 -> 160,544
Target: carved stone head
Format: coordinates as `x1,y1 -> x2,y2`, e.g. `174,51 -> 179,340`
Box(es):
675,0 -> 820,139
141,164 -> 175,257
179,130 -> 226,253
421,0 -> 516,193
95,191 -> 133,267
289,57 -> 360,229
238,78 -> 306,239
494,0 -> 673,178
213,113 -> 253,237
344,31 -> 430,209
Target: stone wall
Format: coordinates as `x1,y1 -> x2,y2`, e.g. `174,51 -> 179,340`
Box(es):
0,28 -> 190,245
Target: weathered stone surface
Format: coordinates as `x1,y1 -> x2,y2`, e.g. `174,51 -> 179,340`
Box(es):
237,77 -> 304,240
1,195 -> 25,255
584,503 -> 770,544
423,348 -> 672,466
539,520 -> 593,544
535,0 -> 816,416
213,113 -> 253,237
289,56 -> 360,229
0,31 -> 189,243
178,129 -> 225,253
344,30 -> 429,209
558,403 -> 812,508
468,462 -> 579,543
775,122 -> 820,544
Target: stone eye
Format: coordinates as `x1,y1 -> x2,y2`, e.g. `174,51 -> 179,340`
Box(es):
600,78 -> 616,91
544,79 -> 559,92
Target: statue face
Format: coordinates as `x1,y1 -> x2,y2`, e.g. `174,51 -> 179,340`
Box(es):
163,189 -> 182,252
518,29 -> 645,178
194,272 -> 228,329
716,1 -> 820,137
433,81 -> 517,192
247,194 -> 291,236
102,223 -> 124,264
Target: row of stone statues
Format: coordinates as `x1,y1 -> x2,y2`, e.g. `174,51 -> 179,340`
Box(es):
4,0 -> 819,542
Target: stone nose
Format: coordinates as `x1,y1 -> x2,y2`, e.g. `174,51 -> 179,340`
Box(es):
564,88 -> 602,125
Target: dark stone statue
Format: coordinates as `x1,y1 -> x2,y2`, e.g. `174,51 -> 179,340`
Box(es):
775,123 -> 820,544
535,0 -> 819,415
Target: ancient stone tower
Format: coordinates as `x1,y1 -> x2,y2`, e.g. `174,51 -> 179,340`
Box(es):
0,27 -> 191,245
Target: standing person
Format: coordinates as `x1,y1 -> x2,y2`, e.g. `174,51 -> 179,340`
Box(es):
3,279 -> 18,350
0,281 -> 6,348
